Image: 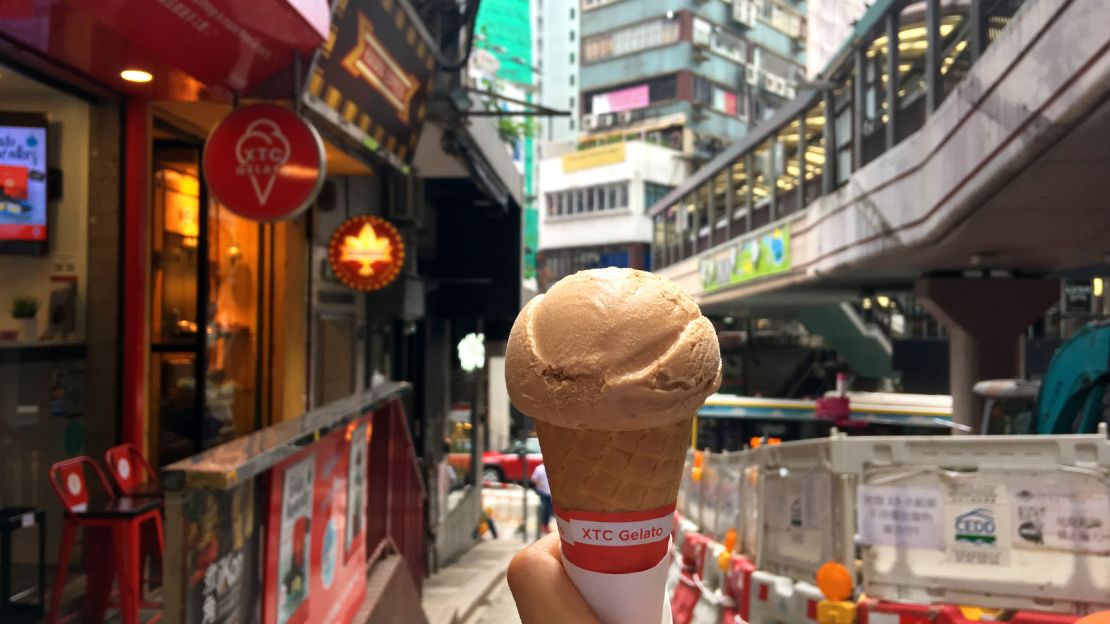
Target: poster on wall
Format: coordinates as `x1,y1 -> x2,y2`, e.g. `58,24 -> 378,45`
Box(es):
265,428 -> 369,624
0,113 -> 48,251
346,421 -> 369,557
183,481 -> 261,624
277,455 -> 315,624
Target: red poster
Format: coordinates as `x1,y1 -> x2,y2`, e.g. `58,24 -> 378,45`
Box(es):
264,419 -> 372,624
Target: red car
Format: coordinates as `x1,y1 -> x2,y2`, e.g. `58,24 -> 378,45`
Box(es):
480,437 -> 543,483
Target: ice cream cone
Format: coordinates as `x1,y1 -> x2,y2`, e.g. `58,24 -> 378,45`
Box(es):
535,417 -> 692,513
505,268 -> 720,624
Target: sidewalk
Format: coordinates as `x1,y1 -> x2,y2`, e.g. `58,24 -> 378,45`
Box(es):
422,538 -> 523,624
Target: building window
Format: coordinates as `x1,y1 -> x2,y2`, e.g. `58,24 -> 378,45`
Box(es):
570,75 -> 575,86
582,15 -> 681,63
569,118 -> 576,130
570,7 -> 575,18
570,96 -> 576,109
570,52 -> 576,63
644,182 -> 674,208
546,182 -> 632,220
570,30 -> 575,41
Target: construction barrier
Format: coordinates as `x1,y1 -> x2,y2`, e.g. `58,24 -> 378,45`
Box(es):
672,428 -> 1110,624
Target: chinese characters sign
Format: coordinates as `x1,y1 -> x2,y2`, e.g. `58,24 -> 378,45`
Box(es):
327,215 -> 405,292
857,486 -> 944,549
304,0 -> 435,170
203,104 -> 326,221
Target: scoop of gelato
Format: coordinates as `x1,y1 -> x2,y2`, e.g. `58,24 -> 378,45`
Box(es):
506,268 -> 722,431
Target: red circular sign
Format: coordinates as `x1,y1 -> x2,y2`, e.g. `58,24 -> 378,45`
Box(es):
327,215 -> 406,291
203,103 -> 325,221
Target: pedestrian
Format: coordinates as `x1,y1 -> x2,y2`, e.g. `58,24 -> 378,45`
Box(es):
530,463 -> 552,539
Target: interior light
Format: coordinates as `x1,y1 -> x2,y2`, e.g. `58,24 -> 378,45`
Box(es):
120,69 -> 153,83
1094,278 -> 1104,298
876,295 -> 891,308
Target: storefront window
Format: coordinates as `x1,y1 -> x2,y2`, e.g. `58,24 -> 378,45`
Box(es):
0,62 -> 121,559
149,141 -> 260,465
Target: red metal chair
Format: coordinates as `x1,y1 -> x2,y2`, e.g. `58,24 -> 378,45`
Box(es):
105,443 -> 164,592
104,443 -> 159,497
47,457 -> 163,624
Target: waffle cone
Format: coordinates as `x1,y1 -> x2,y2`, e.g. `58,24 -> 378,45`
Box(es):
535,417 -> 692,513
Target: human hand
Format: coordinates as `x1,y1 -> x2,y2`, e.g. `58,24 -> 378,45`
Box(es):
507,532 -> 602,624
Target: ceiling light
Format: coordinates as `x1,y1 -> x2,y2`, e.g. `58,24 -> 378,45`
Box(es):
120,69 -> 153,83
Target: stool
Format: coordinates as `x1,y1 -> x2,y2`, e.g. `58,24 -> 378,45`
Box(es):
0,507 -> 46,622
47,457 -> 163,624
105,444 -> 163,588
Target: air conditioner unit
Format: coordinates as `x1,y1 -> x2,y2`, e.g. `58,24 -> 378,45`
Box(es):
746,65 -> 759,85
598,113 -> 616,128
784,85 -> 796,100
388,172 -> 424,224
582,114 -> 597,130
618,111 -> 634,123
763,72 -> 777,91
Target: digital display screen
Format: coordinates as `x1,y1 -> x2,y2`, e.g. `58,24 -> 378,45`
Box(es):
0,122 -> 47,243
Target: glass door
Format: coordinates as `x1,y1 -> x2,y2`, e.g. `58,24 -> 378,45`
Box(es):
149,138 -> 262,465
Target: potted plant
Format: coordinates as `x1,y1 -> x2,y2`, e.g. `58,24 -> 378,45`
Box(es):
11,296 -> 38,341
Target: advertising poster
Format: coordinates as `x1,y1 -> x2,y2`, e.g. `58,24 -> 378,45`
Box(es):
184,481 -> 261,624
346,421 -> 369,557
277,455 -> 315,624
0,120 -> 47,241
265,428 -> 368,624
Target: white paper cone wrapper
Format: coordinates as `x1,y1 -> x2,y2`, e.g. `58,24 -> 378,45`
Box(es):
561,542 -> 674,624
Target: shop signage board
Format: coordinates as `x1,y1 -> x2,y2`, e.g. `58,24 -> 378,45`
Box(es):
203,104 -> 326,222
327,215 -> 406,292
303,0 -> 436,171
181,481 -> 261,624
699,224 -> 791,293
561,143 -> 627,174
263,420 -> 372,624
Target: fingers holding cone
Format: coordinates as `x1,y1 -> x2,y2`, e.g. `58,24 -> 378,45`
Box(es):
508,533 -> 602,624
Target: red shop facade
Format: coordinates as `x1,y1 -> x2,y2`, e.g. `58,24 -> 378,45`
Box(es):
0,0 -> 462,620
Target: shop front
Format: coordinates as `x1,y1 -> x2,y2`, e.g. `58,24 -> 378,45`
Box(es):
1,0 -> 522,618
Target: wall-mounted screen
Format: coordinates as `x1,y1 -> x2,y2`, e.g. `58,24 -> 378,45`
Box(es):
0,112 -> 48,255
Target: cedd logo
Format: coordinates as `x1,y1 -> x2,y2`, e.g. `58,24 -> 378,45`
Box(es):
954,508 -> 997,545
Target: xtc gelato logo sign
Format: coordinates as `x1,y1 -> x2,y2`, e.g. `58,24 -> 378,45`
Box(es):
234,118 -> 290,206
698,226 -> 791,292
954,508 -> 997,545
203,104 -> 325,222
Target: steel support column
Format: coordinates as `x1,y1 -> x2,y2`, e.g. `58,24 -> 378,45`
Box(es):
925,0 -> 942,114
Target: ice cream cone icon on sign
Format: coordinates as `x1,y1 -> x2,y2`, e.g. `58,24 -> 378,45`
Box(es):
235,119 -> 291,206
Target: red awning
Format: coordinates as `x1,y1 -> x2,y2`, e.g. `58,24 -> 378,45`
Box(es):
0,0 -> 329,94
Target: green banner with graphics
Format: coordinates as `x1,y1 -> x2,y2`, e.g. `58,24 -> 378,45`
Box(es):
699,225 -> 791,292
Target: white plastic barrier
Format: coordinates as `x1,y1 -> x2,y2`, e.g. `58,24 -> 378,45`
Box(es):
678,449 -> 701,528
747,570 -> 822,624
758,433 -> 859,580
692,542 -> 730,624
857,436 -> 1110,613
681,429 -> 1110,615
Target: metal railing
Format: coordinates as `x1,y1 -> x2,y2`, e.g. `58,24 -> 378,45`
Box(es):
160,382 -> 425,624
649,0 -> 1028,269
